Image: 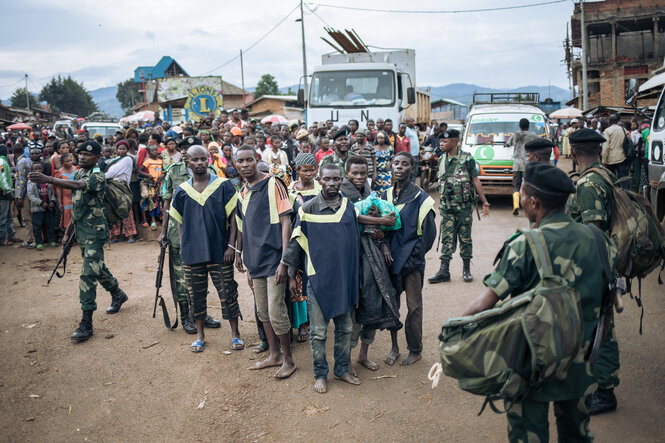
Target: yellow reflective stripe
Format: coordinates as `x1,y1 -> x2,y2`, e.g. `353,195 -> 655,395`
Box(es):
179,177 -> 225,206
291,225 -> 316,276
169,207 -> 182,224
299,198 -> 348,224
268,177 -> 279,224
417,194 -> 435,236
225,192 -> 238,219
386,186 -> 394,202
396,203 -> 406,212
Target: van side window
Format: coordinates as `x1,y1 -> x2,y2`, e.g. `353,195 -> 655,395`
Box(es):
654,97 -> 665,132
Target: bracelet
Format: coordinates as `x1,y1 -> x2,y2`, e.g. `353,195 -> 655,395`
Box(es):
228,244 -> 241,254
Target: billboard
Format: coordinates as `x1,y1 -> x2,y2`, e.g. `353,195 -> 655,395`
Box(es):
152,76 -> 223,103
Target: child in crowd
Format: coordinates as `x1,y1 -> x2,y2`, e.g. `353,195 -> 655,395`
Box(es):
140,145 -> 164,230
27,162 -> 57,249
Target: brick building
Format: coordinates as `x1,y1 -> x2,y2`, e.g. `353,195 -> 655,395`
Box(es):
566,0 -> 665,111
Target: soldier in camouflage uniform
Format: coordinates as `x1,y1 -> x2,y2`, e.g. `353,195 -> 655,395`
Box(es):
319,127 -> 357,178
29,141 -> 129,342
566,128 -> 621,415
462,162 -> 617,442
159,136 -> 221,334
429,130 -> 490,284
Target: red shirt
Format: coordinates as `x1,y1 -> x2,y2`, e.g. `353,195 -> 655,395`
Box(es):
315,147 -> 333,164
395,134 -> 410,153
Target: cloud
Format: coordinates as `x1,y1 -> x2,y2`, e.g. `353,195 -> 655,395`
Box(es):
1,0 -> 575,95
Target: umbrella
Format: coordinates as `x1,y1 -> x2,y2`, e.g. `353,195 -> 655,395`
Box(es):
549,107 -> 583,119
121,111 -> 156,124
261,114 -> 288,125
76,117 -> 85,121
7,122 -> 32,130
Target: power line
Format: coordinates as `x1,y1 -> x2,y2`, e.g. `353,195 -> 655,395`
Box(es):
307,0 -> 567,14
304,4 -> 331,28
0,78 -> 25,89
201,4 -> 300,75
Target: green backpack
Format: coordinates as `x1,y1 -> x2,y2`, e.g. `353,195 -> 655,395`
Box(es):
582,168 -> 665,282
104,179 -> 132,226
438,229 -> 583,407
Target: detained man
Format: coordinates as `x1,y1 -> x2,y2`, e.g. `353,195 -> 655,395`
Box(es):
382,152 -> 436,366
169,146 -> 242,352
283,164 -> 361,393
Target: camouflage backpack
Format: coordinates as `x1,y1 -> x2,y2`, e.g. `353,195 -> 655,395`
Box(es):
438,229 -> 583,408
581,168 -> 665,284
104,179 -> 132,226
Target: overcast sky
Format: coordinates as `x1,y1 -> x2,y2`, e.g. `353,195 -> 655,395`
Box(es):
0,0 -> 575,98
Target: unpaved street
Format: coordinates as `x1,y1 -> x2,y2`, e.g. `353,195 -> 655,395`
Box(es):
1,177 -> 664,442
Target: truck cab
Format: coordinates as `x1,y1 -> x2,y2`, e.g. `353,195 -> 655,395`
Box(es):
461,93 -> 549,195
304,50 -> 429,128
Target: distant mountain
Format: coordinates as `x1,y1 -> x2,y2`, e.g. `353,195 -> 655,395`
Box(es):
425,83 -> 572,106
90,86 -> 123,118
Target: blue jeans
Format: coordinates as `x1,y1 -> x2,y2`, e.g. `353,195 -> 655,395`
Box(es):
307,284 -> 352,379
0,200 -> 15,241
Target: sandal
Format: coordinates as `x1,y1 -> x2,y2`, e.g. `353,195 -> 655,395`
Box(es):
253,342 -> 269,354
141,222 -> 149,228
231,337 -> 245,351
297,330 -> 309,343
190,339 -> 205,353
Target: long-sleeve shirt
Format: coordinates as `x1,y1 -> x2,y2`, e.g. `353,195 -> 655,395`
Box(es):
14,156 -> 32,199
601,125 -> 627,166
27,181 -> 56,213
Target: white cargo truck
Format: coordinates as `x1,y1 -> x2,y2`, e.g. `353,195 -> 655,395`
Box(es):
301,49 -> 430,128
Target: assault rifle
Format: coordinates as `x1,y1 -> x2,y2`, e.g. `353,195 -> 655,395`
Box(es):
48,229 -> 76,284
153,213 -> 178,329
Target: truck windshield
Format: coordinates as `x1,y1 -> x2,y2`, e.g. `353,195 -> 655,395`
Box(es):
83,125 -> 121,137
465,114 -> 547,145
309,70 -> 395,107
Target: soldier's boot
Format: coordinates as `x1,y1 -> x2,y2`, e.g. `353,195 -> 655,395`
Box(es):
71,310 -> 93,342
106,288 -> 128,314
462,259 -> 473,283
179,301 -> 197,334
204,314 -> 221,328
428,260 -> 451,283
589,388 -> 617,415
512,192 -> 520,216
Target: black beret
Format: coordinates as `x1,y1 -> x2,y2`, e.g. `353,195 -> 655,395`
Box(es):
524,138 -> 555,152
524,162 -> 575,197
332,128 -> 349,140
569,128 -> 606,145
164,137 -> 177,146
178,136 -> 202,148
75,141 -> 102,155
442,129 -> 460,139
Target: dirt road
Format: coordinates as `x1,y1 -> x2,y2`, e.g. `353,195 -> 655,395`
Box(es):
1,185 -> 664,441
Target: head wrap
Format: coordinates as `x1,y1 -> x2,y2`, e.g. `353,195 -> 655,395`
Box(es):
295,152 -> 317,168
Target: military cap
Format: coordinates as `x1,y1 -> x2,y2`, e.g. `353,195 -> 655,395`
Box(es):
569,128 -> 606,144
178,136 -> 202,148
75,140 -> 102,155
355,128 -> 367,136
524,138 -> 555,152
524,162 -> 575,196
442,129 -> 460,139
332,127 -> 349,140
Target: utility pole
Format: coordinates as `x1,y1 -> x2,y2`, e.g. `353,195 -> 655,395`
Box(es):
24,74 -> 29,110
580,0 -> 588,111
240,49 -> 246,108
299,0 -> 308,99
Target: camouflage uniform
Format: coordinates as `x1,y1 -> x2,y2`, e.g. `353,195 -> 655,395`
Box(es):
437,151 -> 478,260
162,162 -> 218,304
566,161 -> 620,391
484,212 -> 617,442
319,151 -> 356,178
72,167 -> 119,311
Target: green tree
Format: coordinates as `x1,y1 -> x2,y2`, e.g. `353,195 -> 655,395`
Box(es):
39,75 -> 98,116
10,87 -> 39,109
116,78 -> 139,114
254,74 -> 279,99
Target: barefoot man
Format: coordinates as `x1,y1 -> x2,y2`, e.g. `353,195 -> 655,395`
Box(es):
235,145 -> 296,379
382,152 -> 436,366
283,163 -> 362,393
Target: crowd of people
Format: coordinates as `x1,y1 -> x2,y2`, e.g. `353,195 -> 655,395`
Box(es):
1,105 -> 651,442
